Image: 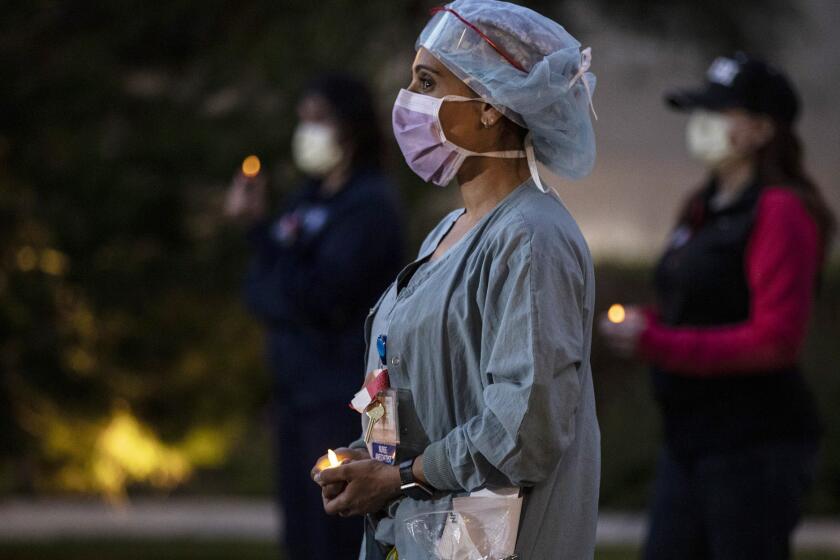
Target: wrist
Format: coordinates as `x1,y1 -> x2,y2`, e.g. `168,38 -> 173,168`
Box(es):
411,452 -> 428,486
386,465 -> 403,499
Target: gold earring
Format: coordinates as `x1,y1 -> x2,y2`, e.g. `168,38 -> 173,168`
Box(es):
482,119 -> 491,128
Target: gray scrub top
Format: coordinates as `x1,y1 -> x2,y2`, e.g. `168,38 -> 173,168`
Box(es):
355,179 -> 600,559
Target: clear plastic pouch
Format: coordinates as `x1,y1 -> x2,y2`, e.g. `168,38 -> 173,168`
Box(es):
403,489 -> 522,560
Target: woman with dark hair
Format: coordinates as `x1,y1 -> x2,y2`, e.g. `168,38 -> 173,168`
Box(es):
600,53 -> 835,560
225,74 -> 404,559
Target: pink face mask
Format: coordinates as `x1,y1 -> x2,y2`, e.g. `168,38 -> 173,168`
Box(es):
391,88 -> 525,187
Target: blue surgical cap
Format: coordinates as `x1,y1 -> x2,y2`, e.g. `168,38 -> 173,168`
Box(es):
417,0 -> 597,181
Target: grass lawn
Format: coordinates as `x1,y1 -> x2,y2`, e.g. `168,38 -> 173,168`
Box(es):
0,541 -> 838,559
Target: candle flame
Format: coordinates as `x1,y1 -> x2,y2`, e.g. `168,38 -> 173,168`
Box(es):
327,449 -> 340,468
241,155 -> 261,177
608,304 -> 626,324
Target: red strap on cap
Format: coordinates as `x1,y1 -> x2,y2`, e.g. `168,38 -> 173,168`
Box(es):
430,6 -> 527,73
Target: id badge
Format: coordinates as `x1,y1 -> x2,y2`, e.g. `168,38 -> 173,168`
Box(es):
368,388 -> 399,465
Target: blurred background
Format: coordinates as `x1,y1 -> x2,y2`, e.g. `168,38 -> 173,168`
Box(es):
1,0 -> 838,558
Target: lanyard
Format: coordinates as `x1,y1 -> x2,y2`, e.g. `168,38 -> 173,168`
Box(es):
376,334 -> 387,367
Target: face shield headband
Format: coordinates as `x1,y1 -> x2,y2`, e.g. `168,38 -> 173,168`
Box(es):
429,6 -> 527,73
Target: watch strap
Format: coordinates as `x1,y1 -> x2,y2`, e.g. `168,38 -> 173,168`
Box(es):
399,457 -> 416,486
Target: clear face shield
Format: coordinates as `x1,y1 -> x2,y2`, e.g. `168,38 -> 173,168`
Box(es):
415,3 -> 598,187
418,8 -> 528,127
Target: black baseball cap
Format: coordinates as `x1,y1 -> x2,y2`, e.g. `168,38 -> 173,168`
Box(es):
665,53 -> 800,123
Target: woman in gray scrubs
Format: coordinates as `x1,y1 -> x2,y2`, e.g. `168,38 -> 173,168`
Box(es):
313,1 -> 600,557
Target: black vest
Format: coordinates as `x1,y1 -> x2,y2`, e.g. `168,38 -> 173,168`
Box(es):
652,180 -> 821,461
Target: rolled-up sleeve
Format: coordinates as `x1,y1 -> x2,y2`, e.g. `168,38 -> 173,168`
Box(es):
423,222 -> 586,491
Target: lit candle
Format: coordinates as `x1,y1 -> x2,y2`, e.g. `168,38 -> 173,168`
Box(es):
241,155 -> 261,178
327,449 -> 340,468
315,449 -> 345,473
607,304 -> 626,324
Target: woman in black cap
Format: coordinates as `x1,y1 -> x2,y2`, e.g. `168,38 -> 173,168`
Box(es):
600,53 -> 835,559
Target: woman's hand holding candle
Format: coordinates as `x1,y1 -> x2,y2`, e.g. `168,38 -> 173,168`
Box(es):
311,447 -> 370,504
223,155 -> 267,223
311,447 -> 368,477
316,458 -> 403,517
598,304 -> 648,358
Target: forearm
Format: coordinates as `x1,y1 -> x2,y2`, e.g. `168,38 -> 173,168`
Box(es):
411,452 -> 430,487
640,323 -> 793,374
420,395 -> 573,492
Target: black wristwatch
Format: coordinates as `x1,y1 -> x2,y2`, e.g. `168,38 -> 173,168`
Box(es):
399,457 -> 434,500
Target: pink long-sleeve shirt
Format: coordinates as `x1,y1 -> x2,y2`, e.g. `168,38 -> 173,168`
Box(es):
638,187 -> 823,376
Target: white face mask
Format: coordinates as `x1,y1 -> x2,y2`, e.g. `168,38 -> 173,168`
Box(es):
292,122 -> 343,176
686,111 -> 737,167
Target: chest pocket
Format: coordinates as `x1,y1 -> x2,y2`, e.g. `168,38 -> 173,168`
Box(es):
395,388 -> 431,461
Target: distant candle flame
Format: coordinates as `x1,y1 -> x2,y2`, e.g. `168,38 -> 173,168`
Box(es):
608,304 -> 626,324
241,155 -> 261,177
327,449 -> 340,468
